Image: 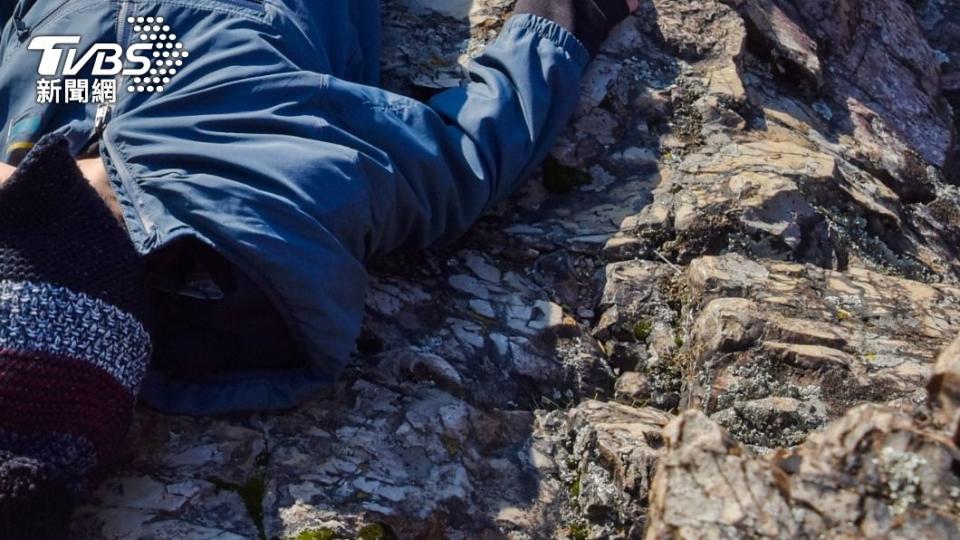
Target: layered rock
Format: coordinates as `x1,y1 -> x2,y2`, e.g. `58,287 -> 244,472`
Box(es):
603,0 -> 960,280
645,405 -> 960,539
684,255 -> 960,441
929,335 -> 960,445
543,401 -> 671,539
726,0 -> 955,175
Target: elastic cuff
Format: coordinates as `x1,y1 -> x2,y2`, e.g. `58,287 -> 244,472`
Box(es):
501,13 -> 591,73
514,0 -> 629,56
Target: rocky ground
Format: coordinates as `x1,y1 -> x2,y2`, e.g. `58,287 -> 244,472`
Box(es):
70,0 -> 960,538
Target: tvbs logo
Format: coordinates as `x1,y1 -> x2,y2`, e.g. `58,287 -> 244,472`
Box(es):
30,36 -> 154,76
28,16 -> 190,103
29,16 -> 188,99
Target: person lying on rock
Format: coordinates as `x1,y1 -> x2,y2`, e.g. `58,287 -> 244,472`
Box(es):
0,0 -> 639,535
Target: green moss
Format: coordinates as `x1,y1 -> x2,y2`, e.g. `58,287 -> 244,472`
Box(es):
568,523 -> 589,540
632,320 -> 653,342
357,523 -> 398,540
543,156 -> 591,194
673,333 -> 685,348
291,528 -> 338,540
239,476 -> 266,526
570,477 -> 581,498
441,434 -> 461,457
208,473 -> 267,540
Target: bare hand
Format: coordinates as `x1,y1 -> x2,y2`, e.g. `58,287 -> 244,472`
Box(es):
0,161 -> 14,186
627,0 -> 641,12
77,156 -> 124,223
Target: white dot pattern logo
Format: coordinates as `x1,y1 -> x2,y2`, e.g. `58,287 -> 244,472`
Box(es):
126,16 -> 187,94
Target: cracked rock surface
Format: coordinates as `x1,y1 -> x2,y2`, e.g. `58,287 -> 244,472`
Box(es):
72,0 -> 960,538
646,405 -> 960,539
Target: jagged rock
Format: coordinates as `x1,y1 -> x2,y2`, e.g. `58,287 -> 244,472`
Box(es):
605,138 -> 836,267
726,0 -> 955,178
382,0 -> 514,94
615,372 -> 653,404
605,0 -> 960,281
595,249 -> 960,450
70,413 -> 266,539
256,246 -> 619,538
607,83 -> 960,280
548,401 -> 672,540
913,0 -> 960,179
643,0 -> 747,104
593,260 -> 680,367
645,406 -> 960,539
688,297 -> 764,358
593,260 -> 685,411
915,0 -> 960,96
711,396 -> 827,448
929,335 -> 960,444
683,253 -> 960,445
645,410 -> 796,539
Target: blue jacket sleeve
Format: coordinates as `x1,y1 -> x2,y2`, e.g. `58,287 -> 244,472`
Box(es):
326,14 -> 591,257
0,1 -> 16,40
0,1 -> 12,26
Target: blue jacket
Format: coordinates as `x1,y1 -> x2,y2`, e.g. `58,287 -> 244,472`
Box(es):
0,0 -> 591,414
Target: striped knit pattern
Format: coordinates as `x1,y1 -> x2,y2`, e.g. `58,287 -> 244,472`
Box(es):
0,280 -> 150,392
0,351 -> 136,486
0,133 -> 153,537
0,278 -> 150,482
